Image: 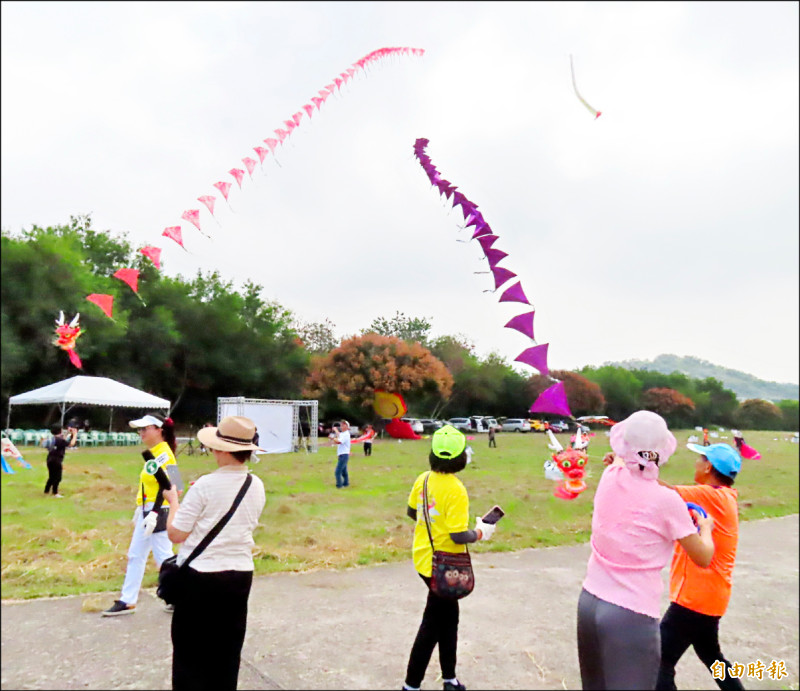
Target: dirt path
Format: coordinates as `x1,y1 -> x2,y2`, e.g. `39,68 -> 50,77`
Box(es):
2,515 -> 797,690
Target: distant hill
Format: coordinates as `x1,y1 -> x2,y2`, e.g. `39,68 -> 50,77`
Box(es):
605,354 -> 799,402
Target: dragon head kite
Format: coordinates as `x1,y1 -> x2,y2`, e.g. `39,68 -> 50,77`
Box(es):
551,447 -> 588,500
54,311 -> 83,369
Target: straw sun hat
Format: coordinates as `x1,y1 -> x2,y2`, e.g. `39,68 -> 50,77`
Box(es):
197,416 -> 262,452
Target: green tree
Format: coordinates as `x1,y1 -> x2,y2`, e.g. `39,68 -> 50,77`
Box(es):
294,318 -> 339,354
776,400 -> 799,431
2,218 -> 310,427
363,311 -> 432,346
580,366 -> 643,420
734,399 -> 783,430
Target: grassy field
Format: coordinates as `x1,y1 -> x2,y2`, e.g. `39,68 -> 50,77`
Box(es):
2,429 -> 797,600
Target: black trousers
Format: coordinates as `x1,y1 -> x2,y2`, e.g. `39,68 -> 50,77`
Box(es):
44,461 -> 63,494
405,574 -> 459,688
656,602 -> 744,691
171,567 -> 253,690
489,437 -> 496,447
364,442 -> 372,456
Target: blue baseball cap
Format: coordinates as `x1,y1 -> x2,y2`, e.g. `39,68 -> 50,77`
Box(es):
686,443 -> 742,479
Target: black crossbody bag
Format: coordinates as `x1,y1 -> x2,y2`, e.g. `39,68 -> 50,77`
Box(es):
157,473 -> 253,605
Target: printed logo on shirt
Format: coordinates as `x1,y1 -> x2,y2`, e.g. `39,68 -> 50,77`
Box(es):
144,452 -> 171,475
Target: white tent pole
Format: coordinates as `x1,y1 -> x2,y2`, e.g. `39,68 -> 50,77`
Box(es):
109,407 -> 114,433
5,405 -> 11,432
60,402 -> 66,428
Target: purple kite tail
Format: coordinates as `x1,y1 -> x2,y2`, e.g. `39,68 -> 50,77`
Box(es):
413,137 -> 571,418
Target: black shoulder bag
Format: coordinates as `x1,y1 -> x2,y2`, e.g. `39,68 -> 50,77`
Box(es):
157,473 -> 253,605
422,472 -> 475,600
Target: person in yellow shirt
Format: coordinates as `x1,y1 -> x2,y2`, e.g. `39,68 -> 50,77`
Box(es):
402,425 -> 497,691
103,413 -> 178,616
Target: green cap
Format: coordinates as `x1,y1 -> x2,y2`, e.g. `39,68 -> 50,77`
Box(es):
431,425 -> 467,459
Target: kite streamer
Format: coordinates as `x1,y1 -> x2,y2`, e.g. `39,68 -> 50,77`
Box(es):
162,226 -> 187,250
86,294 -> 114,319
81,47 -> 424,339
140,246 -> 162,270
570,54 -> 602,119
213,181 -> 232,201
413,138 -> 572,417
181,209 -> 210,239
113,269 -> 147,306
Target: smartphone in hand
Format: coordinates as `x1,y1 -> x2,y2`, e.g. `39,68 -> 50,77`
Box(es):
482,505 -> 505,524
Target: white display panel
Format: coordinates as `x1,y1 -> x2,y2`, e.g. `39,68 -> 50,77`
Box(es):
217,397 -> 318,454
242,402 -> 294,454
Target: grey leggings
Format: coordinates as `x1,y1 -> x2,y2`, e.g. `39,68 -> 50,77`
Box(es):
577,589 -> 661,690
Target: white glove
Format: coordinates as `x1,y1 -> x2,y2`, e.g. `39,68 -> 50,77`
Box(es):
475,516 -> 496,541
142,510 -> 158,537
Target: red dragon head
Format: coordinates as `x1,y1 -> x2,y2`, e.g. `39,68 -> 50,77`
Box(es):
552,447 -> 588,499
53,312 -> 83,368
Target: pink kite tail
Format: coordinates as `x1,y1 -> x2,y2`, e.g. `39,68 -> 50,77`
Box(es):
229,168 -> 245,188
140,246 -> 162,270
67,348 -> 83,370
213,181 -> 232,201
198,195 -> 221,227
113,268 -> 139,294
242,157 -> 258,178
198,195 -> 216,216
253,146 -> 269,164
182,209 -> 211,239
162,226 -> 188,251
86,293 -> 114,319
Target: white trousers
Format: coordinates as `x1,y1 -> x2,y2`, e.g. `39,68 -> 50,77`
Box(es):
120,503 -> 174,605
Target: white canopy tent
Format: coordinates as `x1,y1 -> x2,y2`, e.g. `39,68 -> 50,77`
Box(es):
7,376 -> 170,430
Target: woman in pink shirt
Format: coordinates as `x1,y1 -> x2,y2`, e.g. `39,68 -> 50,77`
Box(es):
577,411 -> 715,690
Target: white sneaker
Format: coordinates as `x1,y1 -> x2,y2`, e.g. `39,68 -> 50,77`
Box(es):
54,494 -> 64,498
163,603 -> 174,613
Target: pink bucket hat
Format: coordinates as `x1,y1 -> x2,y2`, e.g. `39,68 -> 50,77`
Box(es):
609,410 -> 676,479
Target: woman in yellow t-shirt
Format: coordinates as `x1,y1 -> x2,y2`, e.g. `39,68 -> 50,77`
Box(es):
102,412 -> 178,616
402,425 -> 497,691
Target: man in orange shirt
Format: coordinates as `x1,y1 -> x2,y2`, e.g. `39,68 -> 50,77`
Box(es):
656,443 -> 744,691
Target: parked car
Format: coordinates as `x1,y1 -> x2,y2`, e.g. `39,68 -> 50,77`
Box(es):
529,419 -> 547,432
401,418 -> 424,434
468,416 -> 498,432
448,417 -> 472,432
549,420 -> 571,433
418,419 -> 443,434
502,418 -> 531,433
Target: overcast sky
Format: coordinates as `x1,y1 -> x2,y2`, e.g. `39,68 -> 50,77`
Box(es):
2,1 -> 798,386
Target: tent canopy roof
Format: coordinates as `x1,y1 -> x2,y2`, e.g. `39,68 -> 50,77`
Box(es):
9,376 -> 170,410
